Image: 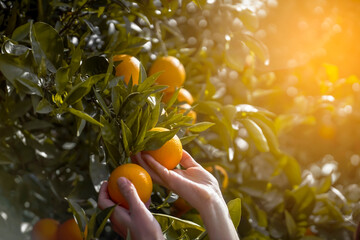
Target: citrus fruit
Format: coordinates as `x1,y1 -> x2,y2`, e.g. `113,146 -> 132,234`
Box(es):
179,104 -> 197,124
108,163 -> 153,209
56,218 -> 84,240
31,218 -> 59,240
205,165 -> 229,189
113,54 -> 140,85
173,197 -> 192,214
144,127 -> 183,170
149,56 -> 185,93
162,88 -> 194,105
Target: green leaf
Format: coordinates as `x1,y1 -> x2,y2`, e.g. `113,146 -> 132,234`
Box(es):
55,67 -> 70,94
80,56 -> 111,76
30,22 -> 64,72
65,74 -> 104,105
165,88 -> 180,110
121,120 -> 132,156
243,34 -> 269,64
11,22 -> 30,41
225,37 -> 249,72
148,97 -> 161,129
285,210 -> 297,238
282,155 -> 302,187
36,98 -> 54,114
66,198 -> 88,236
2,40 -> 29,56
188,122 -> 215,133
67,108 -> 104,127
180,135 -> 198,145
138,72 -> 161,92
154,213 -> 204,235
101,117 -> 119,146
227,198 -> 242,229
94,206 -> 116,237
144,129 -> 179,151
93,88 -> 111,117
250,116 -> 281,155
241,118 -> 269,152
237,9 -> 259,32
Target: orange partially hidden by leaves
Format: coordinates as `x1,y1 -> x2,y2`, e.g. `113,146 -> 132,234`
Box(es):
144,127 -> 183,170
205,165 -> 229,189
108,163 -> 153,209
113,54 -> 140,85
173,197 -> 192,217
56,218 -> 84,240
162,88 -> 194,105
179,104 -> 197,124
149,56 -> 185,93
31,218 -> 59,240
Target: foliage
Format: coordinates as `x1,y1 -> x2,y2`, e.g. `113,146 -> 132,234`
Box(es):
0,0 -> 359,239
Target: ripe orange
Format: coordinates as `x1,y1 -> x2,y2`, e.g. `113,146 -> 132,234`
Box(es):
56,218 -> 84,240
144,127 -> 183,170
205,165 -> 229,189
108,163 -> 153,209
179,104 -> 197,124
162,88 -> 194,105
31,218 -> 59,240
113,54 -> 140,85
149,56 -> 186,93
173,197 -> 192,214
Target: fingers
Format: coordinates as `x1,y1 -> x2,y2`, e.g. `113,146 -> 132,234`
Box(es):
135,153 -> 167,187
98,181 -> 131,227
180,150 -> 201,169
98,182 -> 116,210
117,177 -> 146,212
141,153 -> 172,183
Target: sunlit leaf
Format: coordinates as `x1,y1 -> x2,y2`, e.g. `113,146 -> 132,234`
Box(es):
227,198 -> 242,229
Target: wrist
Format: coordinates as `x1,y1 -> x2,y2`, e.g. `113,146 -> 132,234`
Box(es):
199,198 -> 239,240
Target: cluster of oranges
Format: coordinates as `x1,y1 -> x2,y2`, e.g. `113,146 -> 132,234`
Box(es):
32,218 -> 85,240
109,55 -> 191,209
114,54 -> 197,123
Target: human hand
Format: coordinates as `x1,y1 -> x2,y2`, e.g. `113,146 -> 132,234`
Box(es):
133,150 -> 239,240
132,150 -> 223,215
98,178 -> 164,240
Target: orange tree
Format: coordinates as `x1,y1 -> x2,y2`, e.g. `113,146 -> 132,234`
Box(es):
0,0 -> 358,239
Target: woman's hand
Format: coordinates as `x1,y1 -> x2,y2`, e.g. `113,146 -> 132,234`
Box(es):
97,178 -> 164,240
133,150 -> 222,213
133,151 -> 239,240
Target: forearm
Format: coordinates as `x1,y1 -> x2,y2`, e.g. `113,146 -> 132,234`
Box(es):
199,197 -> 239,240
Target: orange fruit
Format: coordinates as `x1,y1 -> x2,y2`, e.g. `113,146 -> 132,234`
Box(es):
174,197 -> 192,213
162,88 -> 194,105
205,165 -> 229,189
108,163 -> 153,209
149,56 -> 186,93
113,54 -> 140,85
179,104 -> 197,124
144,127 -> 183,170
31,218 -> 59,240
56,218 -> 84,240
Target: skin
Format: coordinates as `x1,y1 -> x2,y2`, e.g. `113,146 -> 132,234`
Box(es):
98,150 -> 239,240
133,150 -> 239,240
98,178 -> 163,240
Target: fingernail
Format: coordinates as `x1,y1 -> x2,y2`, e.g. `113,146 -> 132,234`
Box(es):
117,177 -> 129,188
